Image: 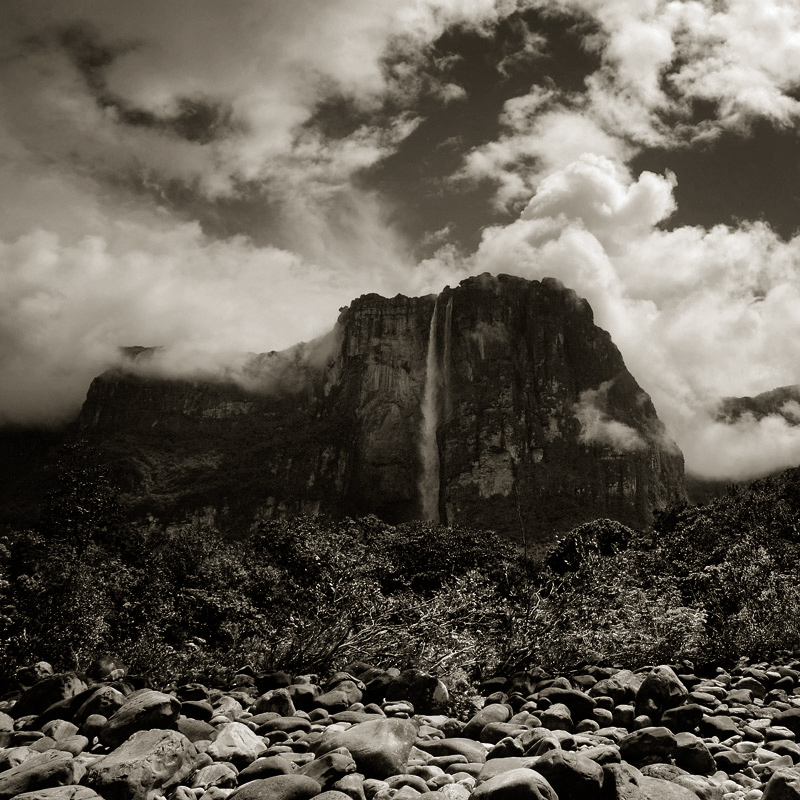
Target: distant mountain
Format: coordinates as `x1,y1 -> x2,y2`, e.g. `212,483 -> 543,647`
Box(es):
0,274 -> 686,547
717,384 -> 800,423
682,385 -> 800,505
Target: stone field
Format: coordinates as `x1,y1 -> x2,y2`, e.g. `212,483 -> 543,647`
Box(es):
4,656 -> 800,800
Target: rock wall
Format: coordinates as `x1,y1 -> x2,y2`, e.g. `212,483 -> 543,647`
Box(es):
74,274 -> 686,543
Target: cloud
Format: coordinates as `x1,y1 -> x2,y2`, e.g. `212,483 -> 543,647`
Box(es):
1,0 -> 509,200
461,98 -> 633,212
679,413 -> 800,484
549,0 -> 800,138
574,381 -> 646,453
4,0 -> 800,494
459,0 -> 800,213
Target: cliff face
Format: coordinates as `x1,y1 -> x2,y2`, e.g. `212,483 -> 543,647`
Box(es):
75,274 -> 686,543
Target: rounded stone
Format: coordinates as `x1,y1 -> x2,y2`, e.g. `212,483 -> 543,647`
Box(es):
228,774 -> 321,800
98,690 -> 181,749
472,767 -> 558,800
313,717 -> 419,780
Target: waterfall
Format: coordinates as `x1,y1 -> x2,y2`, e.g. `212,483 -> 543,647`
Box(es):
419,298 -> 440,522
443,296 -> 453,420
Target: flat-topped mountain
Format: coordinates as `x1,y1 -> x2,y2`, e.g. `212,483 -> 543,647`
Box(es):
65,273 -> 686,545
0,274 -> 686,547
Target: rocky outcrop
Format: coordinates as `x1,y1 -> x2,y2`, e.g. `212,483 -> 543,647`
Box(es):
72,274 -> 685,543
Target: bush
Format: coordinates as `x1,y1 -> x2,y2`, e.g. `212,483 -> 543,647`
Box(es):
7,459 -> 800,688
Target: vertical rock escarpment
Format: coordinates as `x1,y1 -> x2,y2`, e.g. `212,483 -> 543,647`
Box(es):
433,275 -> 684,541
72,273 -> 685,543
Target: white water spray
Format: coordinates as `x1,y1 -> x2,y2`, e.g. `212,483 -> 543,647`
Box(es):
443,297 -> 453,421
419,299 -> 440,522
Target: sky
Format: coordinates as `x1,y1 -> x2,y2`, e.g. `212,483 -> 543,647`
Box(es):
4,0 -> 800,481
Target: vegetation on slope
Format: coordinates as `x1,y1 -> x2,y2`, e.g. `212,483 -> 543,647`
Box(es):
3,444 -> 800,694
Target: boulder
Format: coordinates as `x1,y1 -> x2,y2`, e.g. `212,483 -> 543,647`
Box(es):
206,721 -> 268,767
763,767 -> 800,800
540,702 -> 573,732
238,756 -> 296,783
85,728 -> 198,800
331,772 -> 368,800
532,748 -> 604,800
477,757 -> 540,782
313,717 -> 419,779
636,667 -> 688,720
590,670 -> 645,705
415,737 -> 487,764
40,721 -> 79,742
176,716 -> 217,743
0,750 -> 83,800
85,656 -> 127,683
471,767 -> 558,800
674,732 -> 716,775
619,726 -> 678,766
698,715 -> 741,739
15,662 -> 55,689
385,670 -> 449,714
99,691 -> 181,749
12,674 -> 88,720
176,683 -> 210,702
602,762 -> 646,800
253,690 -> 296,717
74,686 -> 127,725
297,748 -> 357,790
462,704 -> 513,740
12,788 -> 100,800
190,763 -> 240,790
228,774 -> 321,800
180,700 -> 214,722
660,703 -> 704,734
773,710 -> 800,738
640,775 -> 708,799
537,687 -> 596,722
314,683 -> 363,714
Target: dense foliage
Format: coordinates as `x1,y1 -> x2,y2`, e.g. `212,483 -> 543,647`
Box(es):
4,448 -> 800,694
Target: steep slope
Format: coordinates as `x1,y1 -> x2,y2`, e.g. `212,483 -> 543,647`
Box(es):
70,273 -> 685,543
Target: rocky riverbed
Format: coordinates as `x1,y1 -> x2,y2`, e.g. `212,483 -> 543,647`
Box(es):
3,656 -> 800,800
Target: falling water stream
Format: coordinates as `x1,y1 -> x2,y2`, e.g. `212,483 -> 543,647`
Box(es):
419,298 -> 440,521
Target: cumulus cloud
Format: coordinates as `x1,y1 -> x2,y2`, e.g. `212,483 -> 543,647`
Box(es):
461,0 -> 800,211
558,0 -> 800,134
5,0 -> 800,491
